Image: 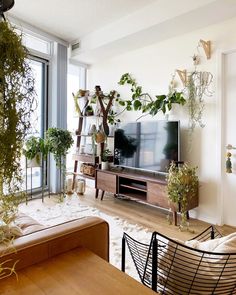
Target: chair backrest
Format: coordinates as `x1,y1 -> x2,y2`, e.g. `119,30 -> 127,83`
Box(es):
122,226 -> 236,294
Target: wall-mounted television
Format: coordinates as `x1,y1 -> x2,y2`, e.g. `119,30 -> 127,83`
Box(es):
114,120 -> 180,173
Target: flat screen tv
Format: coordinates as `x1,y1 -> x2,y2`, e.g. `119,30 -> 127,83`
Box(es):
114,120 -> 180,173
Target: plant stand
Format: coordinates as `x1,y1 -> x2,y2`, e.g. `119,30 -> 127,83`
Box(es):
25,154 -> 51,202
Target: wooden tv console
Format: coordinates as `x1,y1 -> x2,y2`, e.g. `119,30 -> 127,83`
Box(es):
95,168 -> 198,226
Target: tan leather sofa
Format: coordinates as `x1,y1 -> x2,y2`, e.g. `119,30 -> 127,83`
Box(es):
0,215 -> 109,271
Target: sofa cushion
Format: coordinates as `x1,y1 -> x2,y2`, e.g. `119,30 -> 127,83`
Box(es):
14,212 -> 45,235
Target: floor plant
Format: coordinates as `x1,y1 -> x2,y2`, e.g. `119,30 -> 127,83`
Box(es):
45,127 -> 74,200
167,162 -> 198,230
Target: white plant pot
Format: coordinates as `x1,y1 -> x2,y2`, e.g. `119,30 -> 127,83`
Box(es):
101,161 -> 109,170
26,153 -> 42,168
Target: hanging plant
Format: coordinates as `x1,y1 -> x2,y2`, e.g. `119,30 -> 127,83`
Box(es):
167,162 -> 198,229
185,71 -> 213,132
0,19 -> 36,279
0,20 -> 35,222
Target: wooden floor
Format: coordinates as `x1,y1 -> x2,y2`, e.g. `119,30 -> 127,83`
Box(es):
31,184 -> 236,242
69,185 -> 236,241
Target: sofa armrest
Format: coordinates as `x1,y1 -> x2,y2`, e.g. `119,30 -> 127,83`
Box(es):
0,216 -> 109,271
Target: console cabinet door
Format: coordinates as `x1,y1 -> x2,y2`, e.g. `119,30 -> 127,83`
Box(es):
96,170 -> 117,194
147,182 -> 169,209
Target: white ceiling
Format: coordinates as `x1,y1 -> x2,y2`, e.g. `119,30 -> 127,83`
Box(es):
8,0 -> 156,42
7,0 -> 236,65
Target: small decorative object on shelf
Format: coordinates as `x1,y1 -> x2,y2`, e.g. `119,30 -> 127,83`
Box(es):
101,149 -> 112,170
95,124 -> 106,144
226,152 -> 232,173
79,145 -> 85,154
84,105 -> 94,116
76,179 -> 86,195
65,174 -> 73,194
80,163 -> 97,177
88,124 -> 97,135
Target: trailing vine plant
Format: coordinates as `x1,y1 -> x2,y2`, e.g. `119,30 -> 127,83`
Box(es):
118,73 -> 186,117
0,20 -> 35,221
0,20 -> 36,277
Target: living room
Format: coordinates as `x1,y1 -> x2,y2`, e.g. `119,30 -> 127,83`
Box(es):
1,0 -> 236,294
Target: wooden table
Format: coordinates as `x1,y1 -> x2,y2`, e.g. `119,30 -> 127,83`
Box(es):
0,247 -> 156,295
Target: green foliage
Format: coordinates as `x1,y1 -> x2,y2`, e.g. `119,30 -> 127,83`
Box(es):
23,136 -> 49,165
118,73 -> 186,115
0,21 -> 36,279
45,128 -> 74,168
0,21 -> 35,186
0,21 -> 35,224
167,162 -> 198,226
101,149 -> 112,162
186,73 -> 205,131
84,105 -> 94,116
107,109 -> 121,125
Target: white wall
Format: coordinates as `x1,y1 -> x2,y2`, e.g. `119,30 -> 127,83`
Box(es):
87,17 -> 236,225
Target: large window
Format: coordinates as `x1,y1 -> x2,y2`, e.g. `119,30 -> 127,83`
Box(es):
23,57 -> 48,192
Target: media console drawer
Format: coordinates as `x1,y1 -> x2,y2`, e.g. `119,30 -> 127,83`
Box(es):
96,170 -> 117,194
147,182 -> 169,209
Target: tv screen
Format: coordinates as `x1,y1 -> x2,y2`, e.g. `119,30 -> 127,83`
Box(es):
114,121 -> 180,173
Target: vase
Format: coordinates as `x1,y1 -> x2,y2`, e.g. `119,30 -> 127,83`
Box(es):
101,161 -> 109,170
76,179 -> 86,195
26,153 -> 42,168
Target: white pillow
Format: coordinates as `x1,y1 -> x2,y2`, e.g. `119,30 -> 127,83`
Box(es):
185,232 -> 236,253
158,234 -> 236,294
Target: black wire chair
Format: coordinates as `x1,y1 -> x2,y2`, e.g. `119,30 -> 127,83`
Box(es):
121,226 -> 236,294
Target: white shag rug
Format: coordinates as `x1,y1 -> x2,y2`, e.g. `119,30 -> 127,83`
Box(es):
19,194 -> 153,281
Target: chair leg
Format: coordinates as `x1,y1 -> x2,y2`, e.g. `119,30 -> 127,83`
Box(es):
121,236 -> 126,272
152,234 -> 157,292
95,189 -> 99,199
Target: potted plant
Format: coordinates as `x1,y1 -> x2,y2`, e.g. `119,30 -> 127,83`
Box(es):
84,105 -> 94,116
101,149 -> 112,170
45,127 -> 74,168
167,162 -> 198,228
23,136 -> 46,167
45,128 -> 74,198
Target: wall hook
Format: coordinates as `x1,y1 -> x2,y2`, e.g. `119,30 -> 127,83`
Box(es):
199,39 -> 211,59
176,69 -> 187,86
